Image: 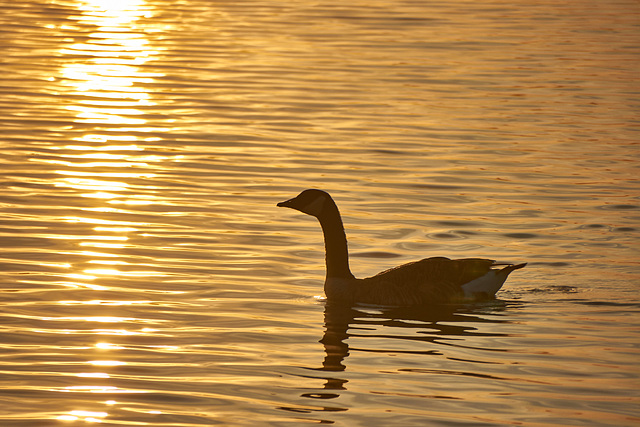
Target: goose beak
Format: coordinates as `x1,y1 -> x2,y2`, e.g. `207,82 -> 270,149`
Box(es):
277,198 -> 294,208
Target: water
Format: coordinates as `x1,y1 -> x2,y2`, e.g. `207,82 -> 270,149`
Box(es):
1,0 -> 639,425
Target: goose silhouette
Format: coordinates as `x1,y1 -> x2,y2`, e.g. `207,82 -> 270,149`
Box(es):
278,189 -> 525,305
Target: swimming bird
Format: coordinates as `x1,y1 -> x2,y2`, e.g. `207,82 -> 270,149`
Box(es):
277,189 -> 525,305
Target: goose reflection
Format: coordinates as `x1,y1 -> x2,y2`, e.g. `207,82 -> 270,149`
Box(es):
303,300 -> 517,400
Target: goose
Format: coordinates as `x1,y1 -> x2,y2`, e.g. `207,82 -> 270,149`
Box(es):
277,189 -> 526,305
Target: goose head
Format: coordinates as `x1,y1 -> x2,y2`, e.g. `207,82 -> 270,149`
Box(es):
277,189 -> 331,218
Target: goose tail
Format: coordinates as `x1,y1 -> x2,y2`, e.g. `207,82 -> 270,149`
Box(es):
499,262 -> 527,276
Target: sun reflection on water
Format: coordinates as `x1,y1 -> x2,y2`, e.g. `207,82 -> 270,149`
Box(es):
59,0 -> 162,126
57,410 -> 109,422
49,0 -> 171,296
41,3 -> 174,415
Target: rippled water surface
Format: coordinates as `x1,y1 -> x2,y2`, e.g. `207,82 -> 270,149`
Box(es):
1,0 -> 639,425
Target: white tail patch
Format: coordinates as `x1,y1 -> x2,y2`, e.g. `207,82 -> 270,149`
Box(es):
461,270 -> 507,298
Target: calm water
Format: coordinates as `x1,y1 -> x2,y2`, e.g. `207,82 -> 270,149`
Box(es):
1,0 -> 639,425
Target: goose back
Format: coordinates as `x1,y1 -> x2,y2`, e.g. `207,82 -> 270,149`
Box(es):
337,257 -> 514,305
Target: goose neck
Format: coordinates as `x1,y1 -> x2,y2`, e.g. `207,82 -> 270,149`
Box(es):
317,204 -> 354,280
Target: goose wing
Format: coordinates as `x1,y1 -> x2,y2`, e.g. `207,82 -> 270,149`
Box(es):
355,257 -> 502,305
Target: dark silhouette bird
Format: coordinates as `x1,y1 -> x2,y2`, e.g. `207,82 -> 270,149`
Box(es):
278,189 -> 525,305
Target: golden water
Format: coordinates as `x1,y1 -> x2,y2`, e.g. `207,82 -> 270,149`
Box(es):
0,0 -> 639,425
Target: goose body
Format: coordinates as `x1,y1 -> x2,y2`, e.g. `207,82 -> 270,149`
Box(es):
278,189 -> 526,305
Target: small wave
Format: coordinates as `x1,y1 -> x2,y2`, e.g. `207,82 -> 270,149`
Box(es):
525,285 -> 579,294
